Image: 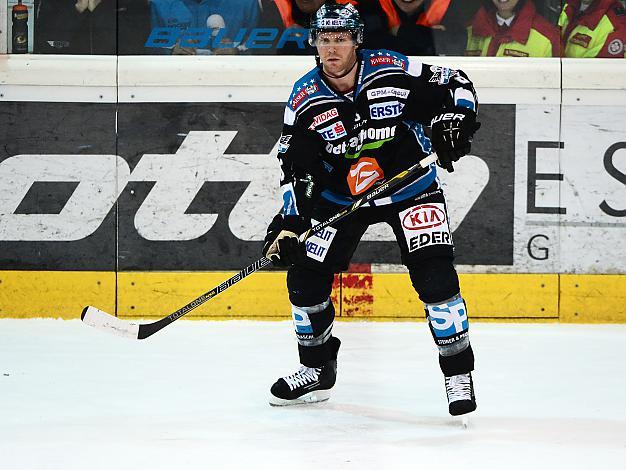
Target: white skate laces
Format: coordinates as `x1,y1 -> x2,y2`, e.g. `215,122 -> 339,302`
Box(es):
445,373 -> 472,403
284,366 -> 321,391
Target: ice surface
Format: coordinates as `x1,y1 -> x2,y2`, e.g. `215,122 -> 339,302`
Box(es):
1,320 -> 625,470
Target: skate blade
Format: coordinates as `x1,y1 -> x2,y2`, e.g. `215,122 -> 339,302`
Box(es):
461,415 -> 469,429
448,415 -> 470,429
269,389 -> 331,407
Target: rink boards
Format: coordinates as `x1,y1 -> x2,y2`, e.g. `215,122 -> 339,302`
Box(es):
0,57 -> 625,321
1,270 -> 625,323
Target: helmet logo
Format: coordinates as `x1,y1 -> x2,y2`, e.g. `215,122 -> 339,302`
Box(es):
309,2 -> 364,46
318,18 -> 349,28
337,5 -> 357,17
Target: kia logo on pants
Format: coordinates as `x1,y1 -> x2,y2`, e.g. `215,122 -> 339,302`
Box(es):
402,204 -> 446,230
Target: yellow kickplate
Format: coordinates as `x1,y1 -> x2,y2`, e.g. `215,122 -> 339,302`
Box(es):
0,271 -> 115,319
0,271 -> 623,322
371,273 -> 559,319
560,274 -> 626,323
117,271 -> 290,319
459,273 -> 559,319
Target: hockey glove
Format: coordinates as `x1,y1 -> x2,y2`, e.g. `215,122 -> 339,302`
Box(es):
262,214 -> 308,267
430,107 -> 481,172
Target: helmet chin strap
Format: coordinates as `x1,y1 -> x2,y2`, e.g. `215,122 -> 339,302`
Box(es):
322,57 -> 358,80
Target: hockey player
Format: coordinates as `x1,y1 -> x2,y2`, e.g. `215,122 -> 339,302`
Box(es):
262,1 -> 481,416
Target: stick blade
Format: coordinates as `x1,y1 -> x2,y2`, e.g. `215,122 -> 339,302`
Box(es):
81,306 -> 140,340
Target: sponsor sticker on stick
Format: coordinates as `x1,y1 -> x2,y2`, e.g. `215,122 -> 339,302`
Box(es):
305,219 -> 337,263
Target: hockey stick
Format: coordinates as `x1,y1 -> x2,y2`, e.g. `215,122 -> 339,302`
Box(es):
81,152 -> 438,340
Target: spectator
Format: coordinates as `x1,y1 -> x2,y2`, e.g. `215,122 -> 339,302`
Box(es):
359,0 -> 480,56
149,0 -> 211,54
209,0 -> 261,52
558,0 -> 626,58
149,0 -> 260,54
465,0 -> 560,57
257,0 -> 358,55
259,0 -> 322,29
35,0 -> 117,54
537,0 -> 565,24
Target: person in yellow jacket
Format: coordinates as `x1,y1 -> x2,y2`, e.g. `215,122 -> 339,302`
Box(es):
466,0 -> 560,57
559,0 -> 626,58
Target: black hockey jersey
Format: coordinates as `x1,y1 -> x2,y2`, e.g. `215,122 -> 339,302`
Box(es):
278,48 -> 478,221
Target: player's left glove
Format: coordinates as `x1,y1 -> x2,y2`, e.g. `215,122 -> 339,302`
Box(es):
262,214 -> 308,267
430,107 -> 481,172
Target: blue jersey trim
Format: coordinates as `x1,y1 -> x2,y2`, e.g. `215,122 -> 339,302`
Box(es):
320,166 -> 436,207
405,121 -> 432,154
282,189 -> 297,216
320,190 -> 354,205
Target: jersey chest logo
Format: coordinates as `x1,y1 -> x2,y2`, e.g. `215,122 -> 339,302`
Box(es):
317,121 -> 347,141
366,87 -> 409,100
369,101 -> 404,120
347,157 -> 384,195
308,108 -> 339,130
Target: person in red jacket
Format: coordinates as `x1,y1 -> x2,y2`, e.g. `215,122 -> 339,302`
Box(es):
465,0 -> 560,57
559,0 -> 626,58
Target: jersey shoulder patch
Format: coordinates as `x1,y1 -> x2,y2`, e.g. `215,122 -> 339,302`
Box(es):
288,68 -> 329,111
361,49 -> 409,78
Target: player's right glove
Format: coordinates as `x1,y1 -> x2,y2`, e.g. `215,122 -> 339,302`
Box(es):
430,107 -> 481,172
262,214 -> 308,267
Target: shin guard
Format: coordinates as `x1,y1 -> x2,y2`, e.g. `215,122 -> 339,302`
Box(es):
425,294 -> 474,376
291,299 -> 336,367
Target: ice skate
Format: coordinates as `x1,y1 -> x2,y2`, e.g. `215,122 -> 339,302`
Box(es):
269,337 -> 340,406
445,372 -> 476,416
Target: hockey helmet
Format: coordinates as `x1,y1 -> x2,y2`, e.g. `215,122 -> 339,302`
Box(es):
308,2 -> 364,46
